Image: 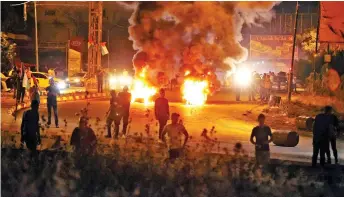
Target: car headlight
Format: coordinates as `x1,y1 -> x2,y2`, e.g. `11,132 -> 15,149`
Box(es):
109,77 -> 116,84
234,67 -> 252,87
57,81 -> 67,89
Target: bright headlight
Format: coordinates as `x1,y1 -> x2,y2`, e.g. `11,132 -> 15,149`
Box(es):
234,67 -> 252,87
109,77 -> 116,84
57,81 -> 67,89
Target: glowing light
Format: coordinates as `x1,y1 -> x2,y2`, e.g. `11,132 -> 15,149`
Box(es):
131,68 -> 156,105
57,81 -> 67,89
184,70 -> 191,76
182,79 -> 209,106
108,71 -> 133,90
234,67 -> 252,87
109,76 -> 117,89
74,78 -> 80,83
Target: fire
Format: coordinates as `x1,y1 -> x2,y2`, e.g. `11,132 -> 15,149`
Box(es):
185,70 -> 191,76
182,79 -> 209,106
131,68 -> 157,105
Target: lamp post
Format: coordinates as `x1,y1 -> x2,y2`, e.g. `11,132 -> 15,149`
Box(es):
287,1 -> 299,102
34,1 -> 39,71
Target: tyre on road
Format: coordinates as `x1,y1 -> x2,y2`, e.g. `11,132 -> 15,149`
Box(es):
272,130 -> 299,147
296,116 -> 314,131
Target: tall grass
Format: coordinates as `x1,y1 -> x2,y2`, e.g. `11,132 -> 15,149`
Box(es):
1,137 -> 338,197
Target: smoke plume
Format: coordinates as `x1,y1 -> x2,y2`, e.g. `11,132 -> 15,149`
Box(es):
127,1 -> 278,86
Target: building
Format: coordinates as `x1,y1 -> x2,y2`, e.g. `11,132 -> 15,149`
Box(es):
26,1 -> 133,73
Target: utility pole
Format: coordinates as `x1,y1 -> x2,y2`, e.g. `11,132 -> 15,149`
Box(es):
107,29 -> 110,69
288,1 -> 299,102
88,1 -> 103,76
313,1 -> 321,92
34,1 -> 39,71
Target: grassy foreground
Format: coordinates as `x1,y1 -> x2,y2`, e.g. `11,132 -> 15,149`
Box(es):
2,138 -> 344,197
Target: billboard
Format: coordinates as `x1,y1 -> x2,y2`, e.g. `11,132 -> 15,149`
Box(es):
68,37 -> 83,77
68,49 -> 81,77
249,35 -> 298,60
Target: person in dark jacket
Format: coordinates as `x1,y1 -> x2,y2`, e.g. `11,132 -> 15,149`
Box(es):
46,78 -> 60,128
323,106 -> 340,164
30,85 -> 40,105
70,116 -> 97,156
97,69 -> 104,93
21,100 -> 41,160
106,90 -> 119,138
116,86 -> 132,138
312,106 -> 336,167
250,114 -> 273,165
155,88 -> 170,140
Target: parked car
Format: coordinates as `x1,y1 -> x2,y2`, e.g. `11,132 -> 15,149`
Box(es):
66,72 -> 87,87
31,72 -> 69,90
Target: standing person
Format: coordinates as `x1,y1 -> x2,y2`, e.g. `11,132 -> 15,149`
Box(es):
10,67 -> 19,99
260,74 -> 266,101
161,113 -> 189,162
97,68 -> 104,93
20,67 -> 29,103
155,88 -> 170,140
106,90 -> 119,138
293,76 -> 297,93
312,106 -> 334,167
26,68 -> 33,99
264,74 -> 272,102
235,87 -> 241,101
70,116 -> 97,156
30,85 -> 40,105
248,72 -> 256,101
250,114 -> 273,165
46,78 -> 60,128
20,100 -> 41,161
116,86 -> 132,138
323,106 -> 340,164
48,68 -> 55,78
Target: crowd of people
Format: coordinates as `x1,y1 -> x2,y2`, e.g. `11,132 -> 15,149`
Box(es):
19,82 -> 340,166
19,86 -> 190,163
6,66 -> 39,104
236,71 -> 297,102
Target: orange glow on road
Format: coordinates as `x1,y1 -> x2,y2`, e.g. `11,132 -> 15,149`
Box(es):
182,79 -> 209,106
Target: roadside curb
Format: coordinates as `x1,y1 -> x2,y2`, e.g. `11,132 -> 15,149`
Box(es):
7,92 -> 108,115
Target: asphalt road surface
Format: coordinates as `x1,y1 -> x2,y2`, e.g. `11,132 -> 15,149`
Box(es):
2,97 -> 343,164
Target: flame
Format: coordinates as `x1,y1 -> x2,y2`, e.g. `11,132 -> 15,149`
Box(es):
185,70 -> 191,76
182,79 -> 209,106
131,68 -> 157,105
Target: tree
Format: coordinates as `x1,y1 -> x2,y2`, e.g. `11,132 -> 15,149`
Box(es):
1,33 -> 17,72
296,28 -> 317,56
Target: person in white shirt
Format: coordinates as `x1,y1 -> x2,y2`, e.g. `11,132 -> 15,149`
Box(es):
161,113 -> 189,161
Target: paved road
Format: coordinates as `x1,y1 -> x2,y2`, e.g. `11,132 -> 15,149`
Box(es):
2,97 -> 343,163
